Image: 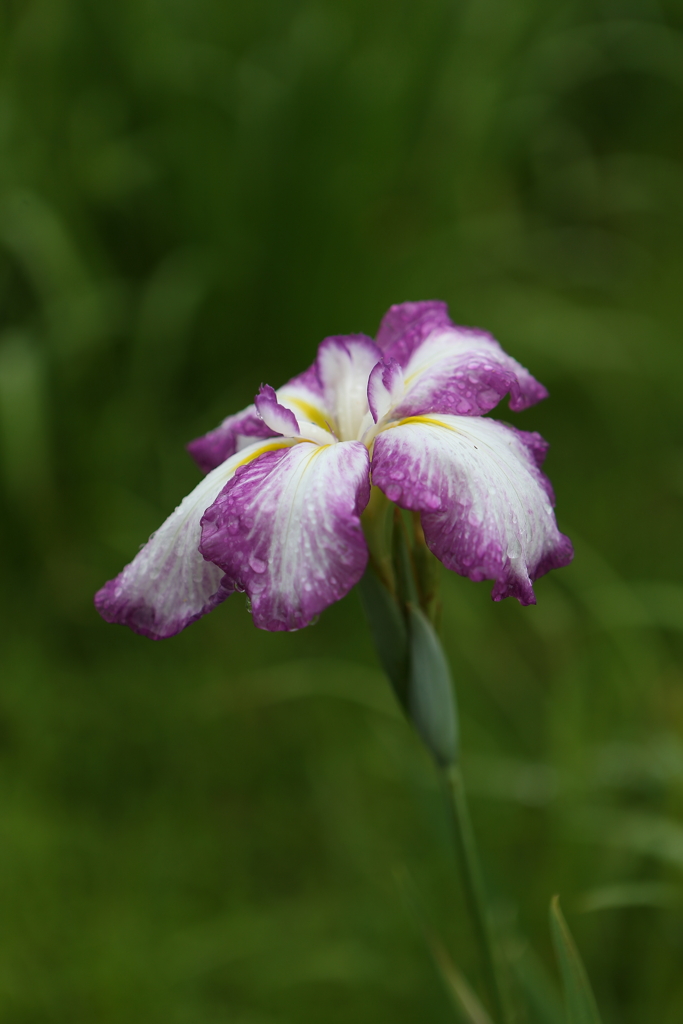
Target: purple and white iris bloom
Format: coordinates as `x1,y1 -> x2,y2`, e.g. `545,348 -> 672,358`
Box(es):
95,301 -> 573,638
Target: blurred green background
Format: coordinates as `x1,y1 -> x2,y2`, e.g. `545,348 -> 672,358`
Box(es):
1,0 -> 683,1020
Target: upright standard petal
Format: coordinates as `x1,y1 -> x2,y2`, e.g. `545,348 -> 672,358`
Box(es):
371,415 -> 573,604
376,300 -> 452,359
316,335 -> 381,440
375,300 -> 547,416
200,441 -> 371,631
95,439 -> 299,638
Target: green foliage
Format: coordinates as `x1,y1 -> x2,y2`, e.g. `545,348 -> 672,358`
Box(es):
1,0 -> 683,1020
407,604 -> 458,769
550,897 -> 602,1024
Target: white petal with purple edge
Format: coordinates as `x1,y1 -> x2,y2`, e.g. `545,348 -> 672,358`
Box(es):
316,335 -> 381,440
389,328 -> 548,418
200,440 -> 371,631
95,439 -> 301,638
371,414 -> 573,604
376,300 -> 452,357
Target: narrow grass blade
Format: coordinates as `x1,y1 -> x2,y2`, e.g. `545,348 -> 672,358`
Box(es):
506,937 -> 564,1024
577,881 -> 681,914
430,937 -> 498,1024
395,867 -> 496,1024
549,896 -> 602,1024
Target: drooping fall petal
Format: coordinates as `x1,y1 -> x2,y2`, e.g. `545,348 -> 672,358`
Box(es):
371,414 -> 573,604
200,440 -> 371,630
95,439 -> 298,638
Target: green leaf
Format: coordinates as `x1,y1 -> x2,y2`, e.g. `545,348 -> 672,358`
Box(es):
430,939 -> 498,1024
407,604 -> 458,767
549,896 -> 602,1024
507,937 -> 564,1024
357,568 -> 409,708
577,881 -> 681,914
395,866 -> 496,1024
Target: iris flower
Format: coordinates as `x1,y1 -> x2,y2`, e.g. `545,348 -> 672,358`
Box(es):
95,301 -> 573,637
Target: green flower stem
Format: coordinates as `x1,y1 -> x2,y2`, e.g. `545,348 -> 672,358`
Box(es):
443,764 -> 511,1024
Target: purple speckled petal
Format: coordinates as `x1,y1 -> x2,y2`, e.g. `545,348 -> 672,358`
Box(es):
316,334 -> 382,440
390,328 -> 548,418
374,300 -> 547,416
367,358 -> 404,423
376,300 -> 452,358
255,384 -> 300,436
187,363 -> 327,475
371,415 -> 573,604
200,440 -> 371,631
94,439 -> 299,639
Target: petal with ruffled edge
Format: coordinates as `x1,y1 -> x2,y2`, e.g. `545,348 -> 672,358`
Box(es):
316,335 -> 381,441
187,364 -> 327,474
375,301 -> 547,416
200,440 -> 371,631
95,439 -> 301,638
371,415 -> 573,604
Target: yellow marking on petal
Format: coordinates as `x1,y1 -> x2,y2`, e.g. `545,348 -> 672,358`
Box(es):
384,415 -> 460,432
234,439 -> 303,471
286,397 -> 334,433
300,443 -> 330,469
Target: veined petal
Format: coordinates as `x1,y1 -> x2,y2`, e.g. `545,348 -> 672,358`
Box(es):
375,300 -> 547,416
316,334 -> 381,441
376,300 -> 452,359
200,440 -> 371,631
187,364 -> 327,474
394,328 -> 548,417
95,439 -> 300,638
367,358 -> 404,423
255,384 -> 300,436
371,415 -> 573,604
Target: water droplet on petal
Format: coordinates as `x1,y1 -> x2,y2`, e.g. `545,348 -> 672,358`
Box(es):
249,555 -> 267,574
